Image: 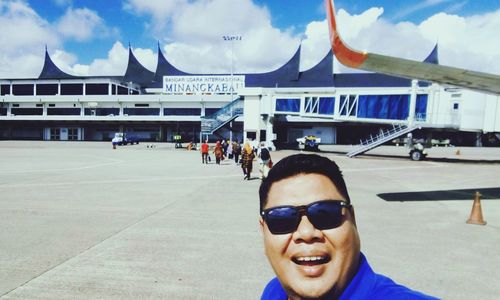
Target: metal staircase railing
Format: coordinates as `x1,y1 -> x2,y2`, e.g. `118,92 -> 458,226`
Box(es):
346,123 -> 419,158
201,97 -> 244,134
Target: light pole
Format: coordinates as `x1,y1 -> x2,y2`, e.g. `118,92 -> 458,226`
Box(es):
222,34 -> 242,142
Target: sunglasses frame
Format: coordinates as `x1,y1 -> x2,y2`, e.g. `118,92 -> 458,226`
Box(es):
260,200 -> 351,234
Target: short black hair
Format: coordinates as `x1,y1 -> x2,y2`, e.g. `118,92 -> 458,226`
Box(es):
259,154 -> 350,212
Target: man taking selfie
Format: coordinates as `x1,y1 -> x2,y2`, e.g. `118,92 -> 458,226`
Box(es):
259,154 -> 437,299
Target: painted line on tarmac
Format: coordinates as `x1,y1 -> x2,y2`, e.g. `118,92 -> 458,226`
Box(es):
0,156 -> 124,174
0,174 -> 244,188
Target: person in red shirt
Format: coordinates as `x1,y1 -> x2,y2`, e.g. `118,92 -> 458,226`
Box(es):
201,141 -> 209,164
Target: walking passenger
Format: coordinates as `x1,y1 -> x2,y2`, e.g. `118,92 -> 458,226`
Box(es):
213,141 -> 224,165
232,141 -> 241,164
258,143 -> 272,179
241,142 -> 255,180
227,142 -> 233,160
201,140 -> 209,164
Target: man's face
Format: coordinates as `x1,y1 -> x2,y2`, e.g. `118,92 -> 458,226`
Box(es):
260,173 -> 360,299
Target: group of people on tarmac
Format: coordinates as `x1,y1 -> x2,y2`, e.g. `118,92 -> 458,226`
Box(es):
200,139 -> 272,180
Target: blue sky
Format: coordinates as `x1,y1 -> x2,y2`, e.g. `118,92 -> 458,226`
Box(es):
1,0 -> 500,77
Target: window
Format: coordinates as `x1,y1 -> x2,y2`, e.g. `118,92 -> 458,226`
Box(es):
319,97 -> 334,115
415,94 -> 428,121
357,94 -> 410,120
68,128 -> 79,140
47,108 -> 80,115
123,108 -> 160,116
86,83 -> 109,95
275,98 -> 300,113
84,108 -> 119,116
304,97 -> 335,115
11,108 -> 43,115
61,84 -> 83,95
36,84 -> 58,95
164,108 -> 201,116
117,86 -> 128,95
304,97 -> 319,113
12,84 -> 34,96
50,128 -> 60,140
1,84 -> 11,95
453,103 -> 459,110
339,95 -> 358,116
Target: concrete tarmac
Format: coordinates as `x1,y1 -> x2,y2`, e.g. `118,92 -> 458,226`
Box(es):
0,141 -> 499,299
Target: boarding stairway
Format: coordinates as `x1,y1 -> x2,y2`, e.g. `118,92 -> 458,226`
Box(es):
201,98 -> 244,134
346,123 -> 420,158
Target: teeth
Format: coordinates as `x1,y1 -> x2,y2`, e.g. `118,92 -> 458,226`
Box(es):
296,256 -> 324,262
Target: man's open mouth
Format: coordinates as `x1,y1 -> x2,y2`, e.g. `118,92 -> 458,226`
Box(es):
292,255 -> 331,266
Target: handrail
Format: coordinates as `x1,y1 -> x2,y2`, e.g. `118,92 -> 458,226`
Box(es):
201,98 -> 244,134
347,123 -> 418,158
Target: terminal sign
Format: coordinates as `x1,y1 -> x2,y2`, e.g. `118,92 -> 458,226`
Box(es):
163,75 -> 245,95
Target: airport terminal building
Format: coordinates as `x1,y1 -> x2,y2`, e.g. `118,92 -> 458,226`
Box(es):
1,44 -> 499,149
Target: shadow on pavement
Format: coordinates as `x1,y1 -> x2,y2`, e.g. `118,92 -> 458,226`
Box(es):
378,187 -> 500,202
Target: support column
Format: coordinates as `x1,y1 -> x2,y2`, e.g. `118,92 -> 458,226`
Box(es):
240,88 -> 263,143
408,79 -> 418,127
476,132 -> 483,147
265,116 -> 276,151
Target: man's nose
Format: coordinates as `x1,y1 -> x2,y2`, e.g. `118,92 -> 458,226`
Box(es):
293,215 -> 323,243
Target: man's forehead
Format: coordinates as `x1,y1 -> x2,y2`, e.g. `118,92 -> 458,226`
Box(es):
266,173 -> 344,208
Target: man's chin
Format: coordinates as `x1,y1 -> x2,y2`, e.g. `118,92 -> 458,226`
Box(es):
286,278 -> 335,300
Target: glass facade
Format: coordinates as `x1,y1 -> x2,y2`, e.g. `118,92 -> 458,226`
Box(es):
357,94 -> 410,120
275,98 -> 300,113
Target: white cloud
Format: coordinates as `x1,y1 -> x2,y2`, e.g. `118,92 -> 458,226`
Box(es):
123,0 -> 188,32
124,0 -> 299,74
85,41 -> 129,76
419,9 -> 500,74
0,0 -> 59,77
56,7 -> 116,42
2,0 -> 500,80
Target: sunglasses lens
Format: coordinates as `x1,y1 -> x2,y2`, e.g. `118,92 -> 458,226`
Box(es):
265,207 -> 299,234
308,201 -> 343,230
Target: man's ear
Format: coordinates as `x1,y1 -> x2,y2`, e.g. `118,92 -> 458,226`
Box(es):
259,217 -> 265,232
349,206 -> 357,227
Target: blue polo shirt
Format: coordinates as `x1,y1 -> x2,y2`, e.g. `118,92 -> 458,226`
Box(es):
261,253 -> 438,300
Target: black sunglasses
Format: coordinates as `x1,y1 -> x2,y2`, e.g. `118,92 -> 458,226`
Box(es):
260,200 -> 351,235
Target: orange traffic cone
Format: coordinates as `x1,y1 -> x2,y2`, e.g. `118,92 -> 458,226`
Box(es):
466,191 -> 486,225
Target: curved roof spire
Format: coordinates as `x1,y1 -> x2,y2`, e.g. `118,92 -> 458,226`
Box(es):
123,46 -> 155,86
423,44 -> 439,64
296,49 -> 334,87
38,47 -> 77,79
153,43 -> 189,83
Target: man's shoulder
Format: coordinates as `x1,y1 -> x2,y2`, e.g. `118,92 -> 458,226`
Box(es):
261,277 -> 287,300
341,254 -> 439,300
368,273 -> 439,300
